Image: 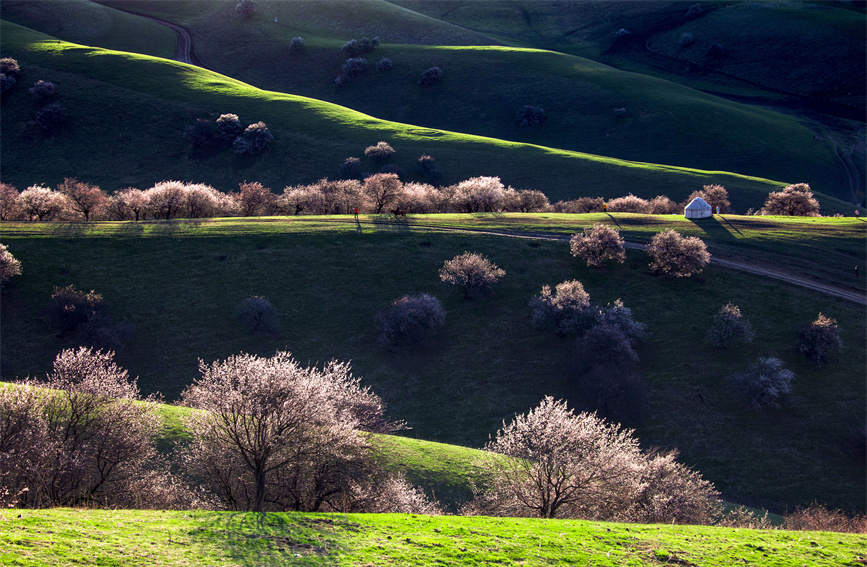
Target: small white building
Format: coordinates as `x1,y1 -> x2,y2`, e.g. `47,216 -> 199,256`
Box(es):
684,197 -> 713,219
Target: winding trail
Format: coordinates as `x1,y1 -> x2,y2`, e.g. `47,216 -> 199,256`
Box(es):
115,9 -> 203,67
347,218 -> 866,305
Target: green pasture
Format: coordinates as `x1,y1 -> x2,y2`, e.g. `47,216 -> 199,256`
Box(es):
1,508 -> 864,567
1,214 -> 864,513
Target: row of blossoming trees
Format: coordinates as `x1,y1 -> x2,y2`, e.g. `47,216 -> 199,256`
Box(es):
0,176 -> 825,222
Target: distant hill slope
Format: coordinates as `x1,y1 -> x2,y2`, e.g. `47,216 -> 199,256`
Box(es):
71,0 -> 856,202
3,19 -> 844,215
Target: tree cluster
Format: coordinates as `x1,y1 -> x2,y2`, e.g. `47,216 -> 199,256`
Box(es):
467,397 -> 719,523
184,113 -> 272,156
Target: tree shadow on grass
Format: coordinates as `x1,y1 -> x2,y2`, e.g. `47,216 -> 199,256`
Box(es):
188,511 -> 353,566
687,216 -> 741,243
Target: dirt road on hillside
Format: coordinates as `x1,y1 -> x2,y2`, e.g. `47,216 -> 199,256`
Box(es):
356,218 -> 867,305
118,10 -> 203,67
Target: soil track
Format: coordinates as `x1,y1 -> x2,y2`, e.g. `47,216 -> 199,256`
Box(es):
354,218 -> 867,305
112,9 -> 203,67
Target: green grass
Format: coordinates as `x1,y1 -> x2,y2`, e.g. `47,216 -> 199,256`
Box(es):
1,214 -> 864,513
70,0 -> 856,201
1,508 -> 864,566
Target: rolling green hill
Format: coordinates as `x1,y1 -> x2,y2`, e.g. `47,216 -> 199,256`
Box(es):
2,0 -> 862,205
0,20 -> 856,216
1,215 -> 864,513
51,0 -> 858,202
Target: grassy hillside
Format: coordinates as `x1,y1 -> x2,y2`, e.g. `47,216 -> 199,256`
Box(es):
4,508 -> 863,567
1,215 -> 864,513
0,0 -> 177,59
68,0 -> 857,201
5,20 -> 842,214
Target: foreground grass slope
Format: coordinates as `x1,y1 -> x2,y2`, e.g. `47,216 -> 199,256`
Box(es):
3,19 -> 834,214
69,0 -> 856,201
1,215 -> 864,513
2,508 -> 864,567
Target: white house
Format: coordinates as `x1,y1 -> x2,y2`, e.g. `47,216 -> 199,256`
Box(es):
684,197 -> 713,219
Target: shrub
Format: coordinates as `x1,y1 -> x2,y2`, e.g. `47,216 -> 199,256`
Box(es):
797,313 -> 842,365
570,223 -> 626,268
233,121 -> 273,155
706,303 -> 754,347
215,113 -> 244,142
678,32 -> 695,47
439,251 -> 505,299
376,57 -> 393,72
0,243 -> 22,284
289,36 -> 305,53
529,280 -> 593,337
502,189 -> 550,213
416,154 -> 441,184
648,195 -> 680,214
553,197 -> 604,214
646,229 -> 710,277
338,157 -> 363,180
183,119 -> 221,150
784,503 -> 867,533
340,37 -> 379,57
44,286 -> 100,340
235,0 -> 255,18
375,293 -> 446,348
731,356 -> 794,410
29,80 -> 56,103
364,141 -> 395,164
57,177 -> 106,221
0,57 -> 20,77
418,66 -> 443,86
762,183 -> 820,216
595,299 -> 648,345
688,184 -> 731,214
685,3 -> 703,20
515,105 -> 546,127
574,320 -> 640,369
337,57 -> 369,84
234,296 -> 279,334
0,73 -> 16,94
34,102 -> 68,132
181,352 -> 398,512
607,194 -> 650,213
707,43 -> 726,58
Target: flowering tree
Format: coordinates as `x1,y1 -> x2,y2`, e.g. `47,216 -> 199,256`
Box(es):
20,185 -> 67,221
0,243 -> 22,284
0,348 -> 167,508
731,356 -> 794,410
57,178 -> 106,221
375,293 -> 446,348
470,397 -> 719,522
529,280 -> 593,336
451,176 -> 505,213
646,229 -> 710,277
0,183 -> 21,220
439,251 -> 505,299
761,183 -> 820,216
688,184 -> 731,214
181,352 -> 399,512
364,141 -> 395,164
363,173 -> 402,214
706,303 -> 754,347
798,313 -> 842,365
570,223 -> 626,268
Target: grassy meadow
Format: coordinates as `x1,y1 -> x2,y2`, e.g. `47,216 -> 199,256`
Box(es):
1,214 -> 864,514
3,507 -> 864,567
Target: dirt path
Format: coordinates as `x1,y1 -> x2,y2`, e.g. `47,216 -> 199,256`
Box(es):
355,218 -> 867,305
113,9 -> 202,67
